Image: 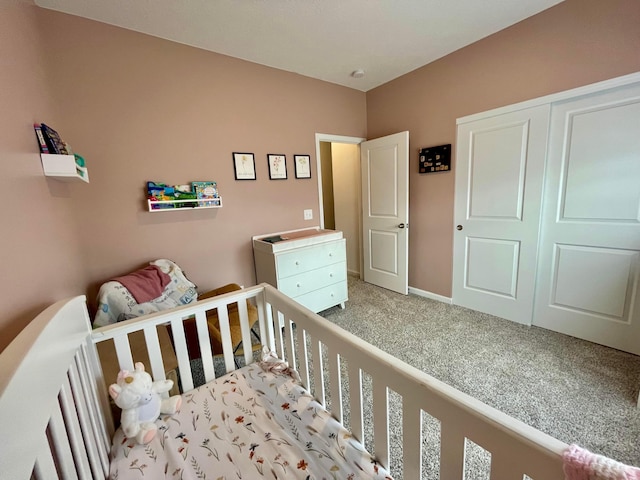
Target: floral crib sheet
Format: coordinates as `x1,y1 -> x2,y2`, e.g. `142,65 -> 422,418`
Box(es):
108,361 -> 393,479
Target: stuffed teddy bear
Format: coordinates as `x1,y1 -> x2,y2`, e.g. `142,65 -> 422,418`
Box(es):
108,362 -> 182,445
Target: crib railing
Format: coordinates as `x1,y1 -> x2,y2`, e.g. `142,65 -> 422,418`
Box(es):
91,282 -> 567,480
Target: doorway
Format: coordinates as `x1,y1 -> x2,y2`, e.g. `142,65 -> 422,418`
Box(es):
315,134 -> 364,278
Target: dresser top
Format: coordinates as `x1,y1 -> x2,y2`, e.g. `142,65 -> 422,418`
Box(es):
252,227 -> 343,253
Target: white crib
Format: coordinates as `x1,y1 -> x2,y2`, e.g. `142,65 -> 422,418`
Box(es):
0,283 -> 567,479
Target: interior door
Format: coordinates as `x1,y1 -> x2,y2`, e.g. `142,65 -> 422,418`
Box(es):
533,83 -> 640,355
452,105 -> 550,324
361,131 -> 409,294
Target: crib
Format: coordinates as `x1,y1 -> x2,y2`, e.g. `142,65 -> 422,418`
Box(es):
0,282 -> 569,479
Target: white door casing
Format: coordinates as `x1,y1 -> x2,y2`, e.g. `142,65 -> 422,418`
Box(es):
452,105 -> 551,324
361,131 -> 409,294
533,82 -> 640,355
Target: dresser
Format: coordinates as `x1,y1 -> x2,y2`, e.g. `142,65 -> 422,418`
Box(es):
252,228 -> 348,313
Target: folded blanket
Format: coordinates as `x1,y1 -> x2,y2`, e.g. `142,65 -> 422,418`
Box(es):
112,265 -> 170,303
563,444 -> 640,480
94,259 -> 198,327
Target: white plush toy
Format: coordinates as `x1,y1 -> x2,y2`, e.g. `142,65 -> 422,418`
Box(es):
108,362 -> 182,445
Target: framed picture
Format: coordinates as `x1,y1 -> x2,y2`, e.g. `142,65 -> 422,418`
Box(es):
267,154 -> 287,180
294,154 -> 311,179
233,152 -> 256,180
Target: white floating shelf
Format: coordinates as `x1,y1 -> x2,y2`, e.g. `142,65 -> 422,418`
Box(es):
41,154 -> 89,183
147,198 -> 223,212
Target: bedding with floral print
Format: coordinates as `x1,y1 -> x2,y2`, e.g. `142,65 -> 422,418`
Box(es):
108,362 -> 392,479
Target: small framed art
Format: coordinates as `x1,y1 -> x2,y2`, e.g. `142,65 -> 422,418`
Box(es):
267,154 -> 287,180
294,154 -> 311,179
233,152 -> 256,180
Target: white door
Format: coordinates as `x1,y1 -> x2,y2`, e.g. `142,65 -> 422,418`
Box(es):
533,83 -> 640,355
452,105 -> 550,324
361,131 -> 409,294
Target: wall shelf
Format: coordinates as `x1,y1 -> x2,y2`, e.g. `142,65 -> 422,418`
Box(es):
147,198 -> 223,212
41,154 -> 89,183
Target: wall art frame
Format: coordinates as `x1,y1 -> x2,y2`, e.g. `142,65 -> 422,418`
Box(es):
267,154 -> 287,180
294,154 -> 312,179
233,152 -> 256,180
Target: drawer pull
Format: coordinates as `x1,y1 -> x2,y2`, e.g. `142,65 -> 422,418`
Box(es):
329,253 -> 333,257
295,261 -> 300,266
297,283 -> 301,288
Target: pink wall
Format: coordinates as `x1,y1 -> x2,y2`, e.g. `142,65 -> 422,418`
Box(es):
366,0 -> 640,297
0,3 -> 86,352
2,0 -> 639,351
36,9 -> 367,314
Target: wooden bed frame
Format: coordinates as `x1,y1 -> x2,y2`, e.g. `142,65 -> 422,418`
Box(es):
0,283 -> 567,479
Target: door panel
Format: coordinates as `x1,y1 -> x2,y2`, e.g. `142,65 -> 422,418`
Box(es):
533,83 -> 640,354
361,131 -> 409,294
452,105 -> 550,324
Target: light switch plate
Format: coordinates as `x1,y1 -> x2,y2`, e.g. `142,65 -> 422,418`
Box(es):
304,209 -> 313,220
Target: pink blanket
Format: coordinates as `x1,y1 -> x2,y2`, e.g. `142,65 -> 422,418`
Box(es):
563,444 -> 640,480
112,265 -> 171,303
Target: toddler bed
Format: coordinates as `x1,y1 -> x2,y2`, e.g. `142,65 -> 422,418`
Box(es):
0,283 -> 633,479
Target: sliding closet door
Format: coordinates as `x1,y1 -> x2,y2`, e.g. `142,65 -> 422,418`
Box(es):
533,82 -> 640,355
452,105 -> 550,324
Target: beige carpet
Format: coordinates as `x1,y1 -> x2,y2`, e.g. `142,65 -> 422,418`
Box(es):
318,275 -> 640,477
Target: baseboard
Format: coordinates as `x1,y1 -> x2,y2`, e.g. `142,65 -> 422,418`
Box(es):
408,286 -> 452,304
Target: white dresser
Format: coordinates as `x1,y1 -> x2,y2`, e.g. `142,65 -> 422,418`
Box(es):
252,228 -> 347,313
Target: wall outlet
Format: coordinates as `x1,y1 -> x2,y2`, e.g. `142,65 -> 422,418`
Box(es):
303,209 -> 313,220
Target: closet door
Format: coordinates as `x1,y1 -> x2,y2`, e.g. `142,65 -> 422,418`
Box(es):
533,82 -> 640,355
452,105 -> 550,324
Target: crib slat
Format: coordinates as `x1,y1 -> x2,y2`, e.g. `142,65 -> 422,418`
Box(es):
274,311 -> 285,358
113,335 -> 134,371
311,338 -> 325,406
297,326 -> 310,389
327,348 -> 343,423
48,401 -> 80,479
81,343 -> 115,444
170,318 -> 194,391
263,301 -> 276,352
33,436 -> 58,480
68,362 -> 102,479
440,423 -> 466,480
217,306 -> 236,373
372,378 -> 390,469
255,294 -> 269,351
402,397 -> 423,480
347,362 -> 364,442
74,351 -> 110,476
284,315 -> 296,369
194,311 -> 216,382
59,377 -> 93,479
143,325 -> 168,385
237,299 -> 254,366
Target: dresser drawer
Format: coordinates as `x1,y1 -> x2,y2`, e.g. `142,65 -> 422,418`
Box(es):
293,280 -> 348,313
279,262 -> 347,298
276,239 -> 346,279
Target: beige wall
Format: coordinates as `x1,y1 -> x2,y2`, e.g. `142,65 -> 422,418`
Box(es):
366,0 -> 640,297
331,143 -> 361,275
319,142 -> 335,229
37,9 -> 367,309
2,0 -> 639,351
0,2 -> 86,352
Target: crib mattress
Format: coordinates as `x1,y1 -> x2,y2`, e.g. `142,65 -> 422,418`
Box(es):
108,362 -> 393,479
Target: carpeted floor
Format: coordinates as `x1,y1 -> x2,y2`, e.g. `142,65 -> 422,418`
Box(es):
318,275 -> 640,474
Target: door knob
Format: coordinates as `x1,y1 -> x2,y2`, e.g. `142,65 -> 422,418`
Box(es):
398,223 -> 407,229
457,225 -> 463,231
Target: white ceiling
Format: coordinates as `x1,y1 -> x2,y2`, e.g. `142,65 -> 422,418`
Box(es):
34,0 -> 564,92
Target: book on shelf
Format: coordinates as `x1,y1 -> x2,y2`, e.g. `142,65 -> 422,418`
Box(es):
192,181 -> 219,206
33,124 -> 49,154
40,123 -> 71,155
